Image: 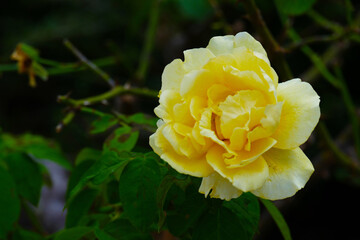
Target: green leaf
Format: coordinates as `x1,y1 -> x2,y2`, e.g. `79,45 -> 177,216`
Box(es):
25,144 -> 71,170
192,201 -> 252,240
178,0 -> 213,20
54,227 -> 93,240
32,61 -> 48,81
102,218 -> 152,240
66,160 -> 94,200
223,193 -> 260,239
103,126 -> 139,153
156,175 -> 177,229
0,133 -> 71,170
274,0 -> 316,15
90,114 -> 118,134
19,43 -> 39,59
260,199 -> 292,240
166,183 -> 207,237
67,151 -> 134,204
94,227 -> 117,240
0,167 -> 21,239
13,228 -> 44,240
65,188 -> 98,228
5,152 -> 43,206
125,113 -> 157,128
118,155 -> 163,230
74,147 -> 102,165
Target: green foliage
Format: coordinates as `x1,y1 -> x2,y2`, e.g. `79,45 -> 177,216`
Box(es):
5,153 -> 43,206
118,154 -> 165,230
260,199 -> 292,240
0,168 -> 21,239
177,0 -> 213,20
274,0 -> 316,15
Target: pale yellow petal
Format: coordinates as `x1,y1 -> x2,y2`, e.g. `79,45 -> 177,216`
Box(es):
232,47 -> 278,89
225,137 -> 277,168
206,145 -> 270,192
245,102 -> 283,150
180,69 -> 216,98
251,147 -> 314,200
199,172 -> 242,200
190,96 -> 207,121
161,59 -> 185,92
154,90 -> 181,121
234,32 -> 267,59
207,35 -> 235,56
149,125 -> 214,177
272,79 -> 320,149
183,48 -> 215,72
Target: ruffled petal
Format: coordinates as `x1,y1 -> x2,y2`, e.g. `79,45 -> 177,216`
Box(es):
234,32 -> 268,59
180,69 -> 216,98
207,35 -> 235,56
199,172 -> 242,200
206,145 -> 270,192
183,48 -> 215,72
272,79 -> 320,149
161,59 -> 185,93
149,125 -> 214,177
252,147 -> 314,200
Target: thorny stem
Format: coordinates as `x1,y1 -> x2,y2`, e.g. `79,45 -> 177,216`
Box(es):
241,0 -> 293,81
318,122 -> 360,174
334,66 -> 360,158
64,39 -> 116,88
135,0 -> 160,85
58,85 -> 158,107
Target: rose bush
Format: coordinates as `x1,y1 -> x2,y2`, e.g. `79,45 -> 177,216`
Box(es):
150,32 -> 320,200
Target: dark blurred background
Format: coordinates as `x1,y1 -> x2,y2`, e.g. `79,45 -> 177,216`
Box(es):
1,0 -> 360,239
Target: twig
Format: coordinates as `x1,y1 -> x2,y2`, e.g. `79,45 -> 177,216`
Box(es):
333,66 -> 360,158
56,110 -> 75,133
318,122 -> 360,173
285,33 -> 343,51
306,10 -> 343,33
300,41 -> 349,83
135,0 -> 160,85
63,39 -> 116,88
241,0 -> 292,81
57,85 -> 158,107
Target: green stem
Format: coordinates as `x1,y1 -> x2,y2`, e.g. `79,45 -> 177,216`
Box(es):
55,110 -> 76,133
0,63 -> 17,72
58,85 -> 158,106
285,33 -> 343,51
64,39 -> 116,88
136,0 -> 160,84
260,199 -> 292,240
287,29 -> 341,88
301,41 -> 349,83
318,122 -> 360,172
333,66 -> 360,158
306,10 -> 343,33
241,0 -> 293,81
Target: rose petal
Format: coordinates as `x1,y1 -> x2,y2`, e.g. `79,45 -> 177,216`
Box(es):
180,69 -> 216,98
161,59 -> 185,93
207,35 -> 235,56
234,32 -> 267,59
183,48 -> 215,72
206,145 -> 270,192
272,79 -> 320,149
251,147 -> 314,200
199,172 -> 242,200
149,125 -> 214,177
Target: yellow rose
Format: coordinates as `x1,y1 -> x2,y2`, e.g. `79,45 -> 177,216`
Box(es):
150,32 -> 320,200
